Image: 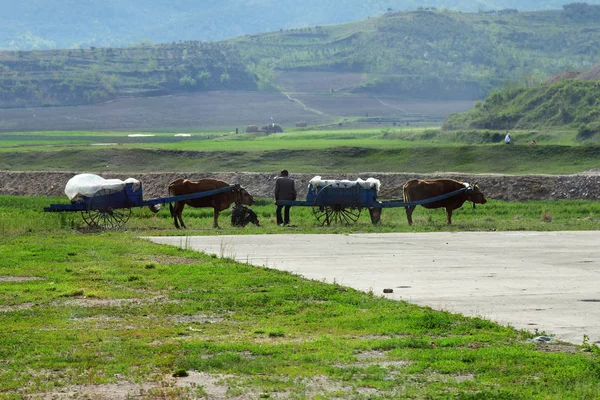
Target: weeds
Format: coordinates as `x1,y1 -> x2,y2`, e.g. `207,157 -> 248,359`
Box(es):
541,209 -> 553,222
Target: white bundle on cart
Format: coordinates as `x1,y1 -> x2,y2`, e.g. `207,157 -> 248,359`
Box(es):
64,174 -> 141,201
308,176 -> 380,193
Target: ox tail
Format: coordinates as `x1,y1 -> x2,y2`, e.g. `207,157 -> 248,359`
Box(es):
168,186 -> 176,217
147,204 -> 161,213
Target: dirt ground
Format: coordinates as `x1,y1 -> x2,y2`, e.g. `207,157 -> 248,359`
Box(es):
0,87 -> 474,132
2,170 -> 600,202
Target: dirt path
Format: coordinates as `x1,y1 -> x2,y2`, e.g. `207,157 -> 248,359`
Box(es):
282,91 -> 328,116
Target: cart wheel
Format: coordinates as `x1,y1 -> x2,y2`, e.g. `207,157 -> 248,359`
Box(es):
312,204 -> 361,226
81,189 -> 131,229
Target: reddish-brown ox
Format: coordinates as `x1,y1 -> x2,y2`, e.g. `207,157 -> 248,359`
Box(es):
403,179 -> 487,225
168,178 -> 254,229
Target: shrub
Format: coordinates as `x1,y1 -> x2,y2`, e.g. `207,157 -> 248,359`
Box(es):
577,122 -> 600,141
245,125 -> 260,133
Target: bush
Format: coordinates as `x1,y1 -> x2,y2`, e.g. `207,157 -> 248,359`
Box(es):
577,122 -> 600,141
245,125 -> 260,133
295,121 -> 308,127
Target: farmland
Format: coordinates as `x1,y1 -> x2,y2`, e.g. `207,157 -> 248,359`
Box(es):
1,126 -> 600,176
0,86 -> 474,133
2,195 -> 600,398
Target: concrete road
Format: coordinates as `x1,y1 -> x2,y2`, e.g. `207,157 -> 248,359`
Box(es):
146,232 -> 600,345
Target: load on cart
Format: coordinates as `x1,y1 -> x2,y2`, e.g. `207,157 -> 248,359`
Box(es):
277,176 -> 486,226
44,174 -> 248,230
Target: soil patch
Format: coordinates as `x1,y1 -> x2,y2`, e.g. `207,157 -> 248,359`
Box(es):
0,276 -> 44,282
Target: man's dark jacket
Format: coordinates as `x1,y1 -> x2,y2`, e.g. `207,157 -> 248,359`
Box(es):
275,176 -> 297,201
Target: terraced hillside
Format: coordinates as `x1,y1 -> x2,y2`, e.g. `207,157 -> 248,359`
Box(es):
3,6 -> 600,111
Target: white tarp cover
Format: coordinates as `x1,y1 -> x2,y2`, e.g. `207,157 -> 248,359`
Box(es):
309,176 -> 381,193
65,174 -> 141,200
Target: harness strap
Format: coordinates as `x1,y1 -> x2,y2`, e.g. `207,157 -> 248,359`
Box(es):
233,184 -> 242,205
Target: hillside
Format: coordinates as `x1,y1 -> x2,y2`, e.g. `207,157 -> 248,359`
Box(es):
3,5 -> 600,108
237,6 -> 600,98
442,61 -> 600,136
0,43 -> 256,108
4,0 -> 600,50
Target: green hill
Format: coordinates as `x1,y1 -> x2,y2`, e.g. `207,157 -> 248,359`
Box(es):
443,72 -> 600,139
233,6 -> 600,98
4,0 -> 600,50
0,43 -> 256,108
3,5 -> 600,108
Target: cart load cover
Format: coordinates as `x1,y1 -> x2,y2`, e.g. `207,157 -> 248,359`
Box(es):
65,174 -> 141,201
309,176 -> 380,193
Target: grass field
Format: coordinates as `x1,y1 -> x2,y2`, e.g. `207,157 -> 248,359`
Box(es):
10,196 -> 600,235
1,195 -> 600,398
0,127 -> 581,151
2,126 -> 600,397
2,128 -> 600,174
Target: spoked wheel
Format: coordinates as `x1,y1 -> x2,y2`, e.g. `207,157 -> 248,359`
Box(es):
312,204 -> 362,226
81,189 -> 131,229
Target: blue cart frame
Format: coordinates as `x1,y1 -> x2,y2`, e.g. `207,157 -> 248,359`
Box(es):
44,182 -> 240,229
277,183 -> 470,225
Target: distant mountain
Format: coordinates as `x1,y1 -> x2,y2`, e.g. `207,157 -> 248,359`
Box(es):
3,0 -> 600,50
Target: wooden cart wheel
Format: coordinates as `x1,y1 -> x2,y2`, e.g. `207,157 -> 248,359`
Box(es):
310,186 -> 362,226
81,189 -> 131,229
312,204 -> 362,226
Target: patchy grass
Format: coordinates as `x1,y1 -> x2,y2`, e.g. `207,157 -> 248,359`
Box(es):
1,195 -> 600,398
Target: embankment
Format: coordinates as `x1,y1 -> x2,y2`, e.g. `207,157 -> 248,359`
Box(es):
2,171 -> 600,201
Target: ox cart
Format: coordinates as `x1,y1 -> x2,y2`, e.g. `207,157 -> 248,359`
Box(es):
277,176 -> 473,226
44,174 -> 241,229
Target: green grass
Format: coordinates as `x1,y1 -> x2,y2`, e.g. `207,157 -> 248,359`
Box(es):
9,195 -> 600,236
1,195 -> 600,398
0,127 -> 583,153
2,128 -> 600,174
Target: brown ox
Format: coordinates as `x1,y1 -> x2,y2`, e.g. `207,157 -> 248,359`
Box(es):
403,179 -> 486,225
168,178 -> 254,229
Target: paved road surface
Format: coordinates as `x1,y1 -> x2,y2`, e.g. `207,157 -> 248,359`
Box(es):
146,232 -> 600,345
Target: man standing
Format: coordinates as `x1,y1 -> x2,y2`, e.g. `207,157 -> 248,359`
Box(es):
274,169 -> 297,226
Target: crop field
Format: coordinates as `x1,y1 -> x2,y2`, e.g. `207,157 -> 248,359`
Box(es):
0,91 -> 334,133
0,128 -> 443,153
1,195 -> 600,398
0,88 -> 476,133
288,93 -> 474,123
2,127 -> 600,175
